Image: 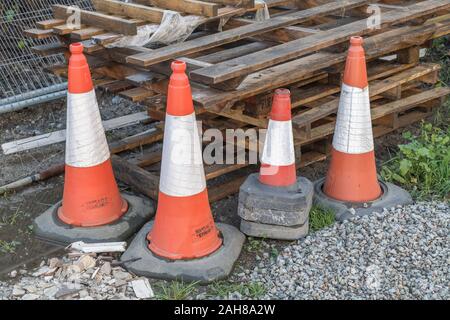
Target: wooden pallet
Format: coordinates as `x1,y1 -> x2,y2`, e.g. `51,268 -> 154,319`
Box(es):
25,0 -> 450,202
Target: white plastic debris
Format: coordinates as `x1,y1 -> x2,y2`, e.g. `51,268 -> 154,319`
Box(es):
255,0 -> 270,21
107,10 -> 203,48
131,279 -> 154,299
67,241 -> 127,253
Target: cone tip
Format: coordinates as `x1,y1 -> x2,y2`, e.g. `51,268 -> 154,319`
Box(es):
274,88 -> 291,98
70,43 -> 84,54
350,36 -> 363,46
171,60 -> 187,73
271,88 -> 291,121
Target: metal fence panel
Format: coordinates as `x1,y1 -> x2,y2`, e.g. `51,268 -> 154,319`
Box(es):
0,0 -> 92,102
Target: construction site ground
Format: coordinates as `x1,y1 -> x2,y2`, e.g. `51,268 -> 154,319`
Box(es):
0,39 -> 448,299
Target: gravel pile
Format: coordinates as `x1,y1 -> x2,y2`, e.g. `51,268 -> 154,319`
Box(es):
238,202 -> 449,300
1,202 -> 448,300
0,253 -> 155,300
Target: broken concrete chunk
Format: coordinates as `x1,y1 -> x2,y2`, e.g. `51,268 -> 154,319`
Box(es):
68,241 -> 127,254
131,279 -> 154,299
12,288 -> 26,296
76,255 -> 97,271
21,293 -> 40,300
48,257 -> 63,269
100,262 -> 112,275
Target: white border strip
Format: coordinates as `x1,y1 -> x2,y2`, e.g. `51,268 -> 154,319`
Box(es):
261,119 -> 296,166
159,113 -> 206,197
332,83 -> 374,154
65,90 -> 110,167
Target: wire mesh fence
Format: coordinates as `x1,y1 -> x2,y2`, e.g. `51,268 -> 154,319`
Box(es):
0,0 -> 92,102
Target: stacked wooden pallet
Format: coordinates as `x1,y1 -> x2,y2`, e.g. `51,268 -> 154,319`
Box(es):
26,0 -> 450,202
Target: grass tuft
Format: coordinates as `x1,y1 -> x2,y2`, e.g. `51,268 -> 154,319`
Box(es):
309,206 -> 335,232
155,280 -> 199,300
0,240 -> 21,254
208,281 -> 266,299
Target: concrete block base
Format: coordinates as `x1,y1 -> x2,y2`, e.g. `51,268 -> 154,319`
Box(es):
238,173 -> 313,227
33,193 -> 155,246
121,222 -> 245,284
240,219 -> 309,240
313,178 -> 413,222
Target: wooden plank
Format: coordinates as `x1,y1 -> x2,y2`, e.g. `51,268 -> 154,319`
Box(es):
23,28 -> 54,39
193,19 -> 450,110
112,155 -> 159,200
52,4 -> 141,35
36,19 -> 65,30
207,0 -> 255,8
225,18 -> 321,43
371,87 -> 450,119
126,0 -> 374,66
92,0 -> 165,23
71,27 -> 105,40
31,43 -> 66,57
190,0 -> 450,85
133,0 -> 220,17
53,24 -> 85,35
292,63 -> 442,129
197,41 -> 274,64
119,87 -> 155,102
1,112 -> 150,155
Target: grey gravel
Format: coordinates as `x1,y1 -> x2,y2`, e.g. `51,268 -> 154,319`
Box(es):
0,202 -> 448,300
237,202 -> 449,300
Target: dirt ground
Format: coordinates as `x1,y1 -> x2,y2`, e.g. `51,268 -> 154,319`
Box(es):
0,87 -> 429,281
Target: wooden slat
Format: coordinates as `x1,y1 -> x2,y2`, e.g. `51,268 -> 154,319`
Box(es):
92,0 -> 165,23
126,0 -> 374,66
71,27 -> 105,40
23,28 -> 54,39
371,87 -> 450,119
133,0 -> 220,17
206,0 -> 255,8
52,4 -> 141,35
31,43 -> 66,56
36,19 -> 65,30
192,19 -> 450,110
292,63 -> 442,130
119,87 -> 155,102
190,0 -> 450,85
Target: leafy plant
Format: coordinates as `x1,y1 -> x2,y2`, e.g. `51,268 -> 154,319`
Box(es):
309,206 -> 335,232
156,280 -> 198,300
381,123 -> 450,200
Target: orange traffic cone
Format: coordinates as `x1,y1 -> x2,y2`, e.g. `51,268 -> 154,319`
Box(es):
314,36 -> 412,221
147,61 -> 222,260
259,89 -> 297,187
238,89 -> 313,240
33,43 -> 154,244
58,43 -> 128,226
323,36 -> 382,202
121,61 -> 244,283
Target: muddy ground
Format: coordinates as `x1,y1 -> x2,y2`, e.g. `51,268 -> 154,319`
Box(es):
0,85 -> 431,282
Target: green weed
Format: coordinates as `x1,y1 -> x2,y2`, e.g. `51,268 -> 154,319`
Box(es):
155,280 -> 199,300
309,206 -> 335,232
381,123 -> 450,200
0,240 -> 21,254
208,281 -> 266,299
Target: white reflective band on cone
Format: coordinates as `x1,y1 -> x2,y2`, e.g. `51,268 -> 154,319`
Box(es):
65,90 -> 110,167
332,84 -> 374,154
261,120 -> 296,166
159,113 -> 206,197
